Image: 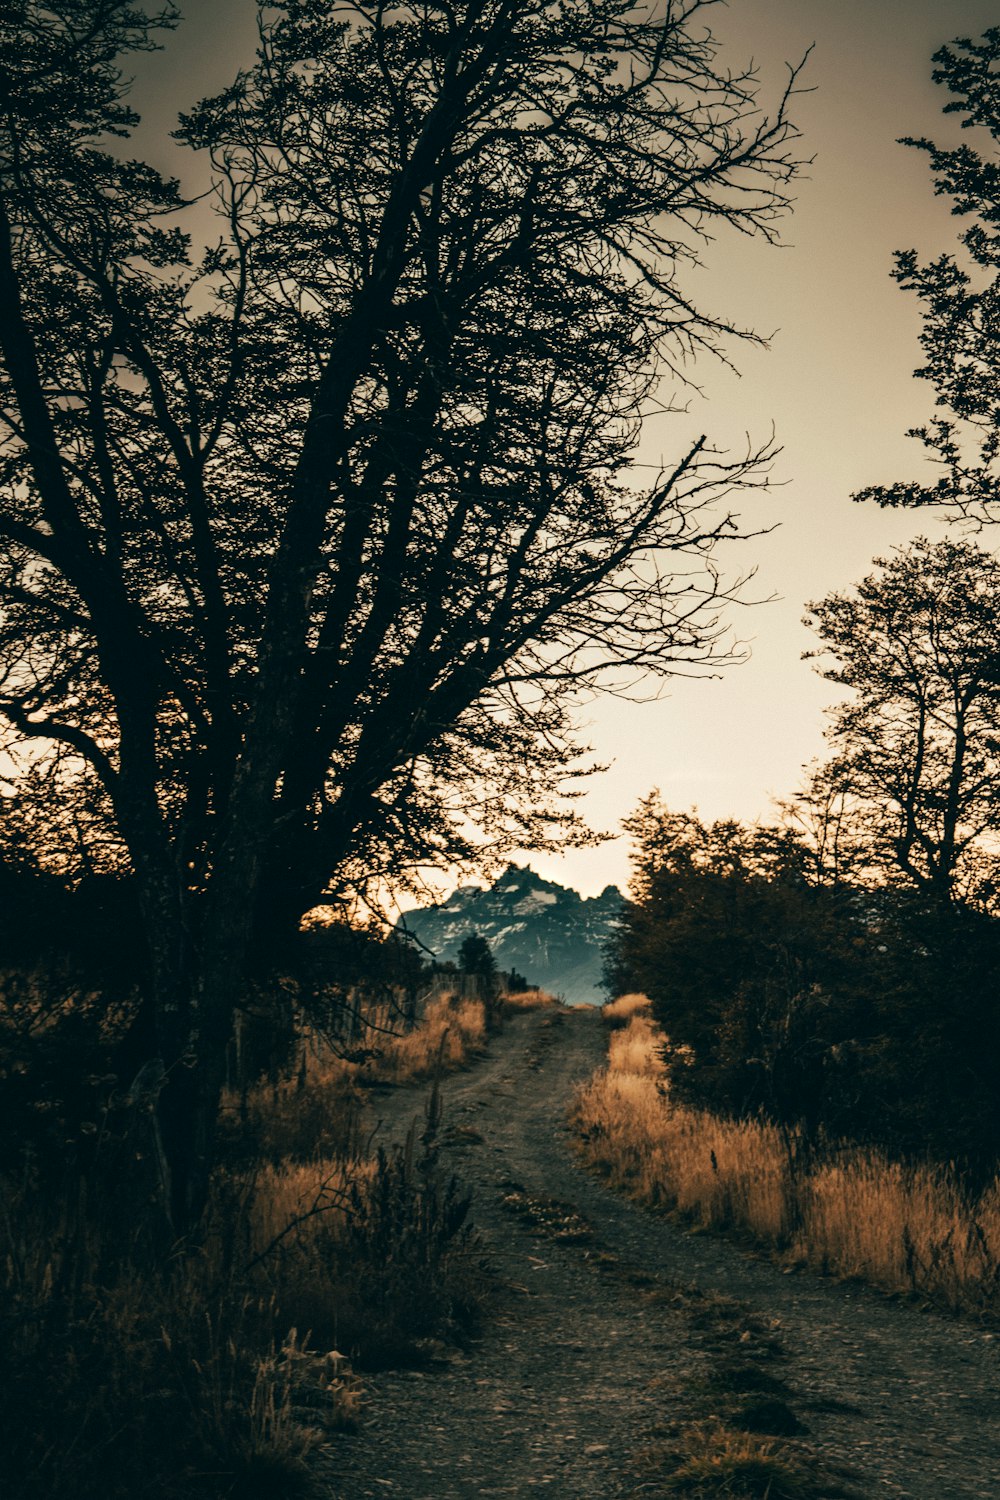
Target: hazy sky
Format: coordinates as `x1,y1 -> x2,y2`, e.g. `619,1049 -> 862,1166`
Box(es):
134,0 -> 1000,900
538,0 -> 1000,897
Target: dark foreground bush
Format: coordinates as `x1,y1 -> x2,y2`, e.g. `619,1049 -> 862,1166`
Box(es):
341,1143 -> 487,1368
1,1138 -> 487,1498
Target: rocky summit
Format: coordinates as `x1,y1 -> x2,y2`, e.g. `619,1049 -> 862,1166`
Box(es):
396,864 -> 624,1006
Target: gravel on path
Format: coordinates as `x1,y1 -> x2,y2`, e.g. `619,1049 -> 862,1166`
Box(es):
321,1006 -> 1000,1500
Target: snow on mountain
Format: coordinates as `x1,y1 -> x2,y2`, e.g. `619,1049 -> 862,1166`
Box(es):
396,863 -> 624,1006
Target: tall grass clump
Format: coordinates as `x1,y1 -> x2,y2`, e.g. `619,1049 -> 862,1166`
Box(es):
573,1007 -> 1000,1318
503,988 -> 560,1012
377,992 -> 487,1081
601,991 -> 652,1027
0,1172 -> 347,1500
222,988 -> 491,1165
242,1135 -> 487,1370
1,1127 -> 487,1499
608,1007 -> 663,1077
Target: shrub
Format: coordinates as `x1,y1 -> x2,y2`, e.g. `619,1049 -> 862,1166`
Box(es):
338,1142 -> 486,1368
1,1116 -> 487,1495
0,1208 -> 342,1500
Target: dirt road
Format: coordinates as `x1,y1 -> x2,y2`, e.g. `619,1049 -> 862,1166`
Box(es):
324,1006 -> 1000,1499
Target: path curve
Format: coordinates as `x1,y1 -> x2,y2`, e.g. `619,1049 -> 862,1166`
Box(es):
324,1007 -> 1000,1499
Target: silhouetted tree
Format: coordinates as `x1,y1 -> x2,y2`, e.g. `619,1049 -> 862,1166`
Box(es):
607,796 -> 1000,1168
457,932 -> 496,980
0,0 -> 804,1229
458,930 -> 499,1026
607,799 -> 863,1132
803,537 -> 1000,909
854,27 -> 1000,522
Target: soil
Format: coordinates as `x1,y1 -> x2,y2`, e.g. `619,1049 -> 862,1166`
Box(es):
321,1006 -> 1000,1499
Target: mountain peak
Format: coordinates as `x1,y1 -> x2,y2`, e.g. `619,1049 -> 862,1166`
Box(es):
398,866 -> 623,1006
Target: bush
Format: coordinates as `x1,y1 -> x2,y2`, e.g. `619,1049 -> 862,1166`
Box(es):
338,1142 -> 487,1368
608,800 -> 1000,1172
0,1204 -> 340,1500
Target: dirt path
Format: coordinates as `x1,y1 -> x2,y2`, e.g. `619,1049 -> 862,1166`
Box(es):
323,1007 -> 1000,1499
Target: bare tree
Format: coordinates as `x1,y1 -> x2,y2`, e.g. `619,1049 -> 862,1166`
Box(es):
0,0 -> 804,1229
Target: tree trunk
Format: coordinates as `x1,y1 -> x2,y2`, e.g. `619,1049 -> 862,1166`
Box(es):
133,869 -> 249,1240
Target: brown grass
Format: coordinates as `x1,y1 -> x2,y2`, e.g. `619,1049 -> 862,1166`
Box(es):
378,992 -> 487,1081
0,1181 -> 360,1500
222,990 -> 491,1165
1,980 -> 500,1498
662,1421 -> 825,1498
608,1008 -> 664,1077
502,988 -> 561,1011
573,1009 -> 1000,1317
1,1115 -> 490,1498
601,991 -> 652,1027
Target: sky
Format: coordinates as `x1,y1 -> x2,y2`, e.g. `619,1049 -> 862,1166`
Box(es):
133,0 -> 1000,902
532,0 -> 1000,898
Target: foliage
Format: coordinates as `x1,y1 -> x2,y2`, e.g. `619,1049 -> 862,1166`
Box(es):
606,797 -> 1000,1171
1,1041 -> 488,1496
458,931 -> 497,980
802,537 -> 1000,909
457,929 -> 501,1025
342,1142 -> 483,1369
573,1011 -> 1000,1321
854,27 -> 1000,523
606,799 -> 865,1135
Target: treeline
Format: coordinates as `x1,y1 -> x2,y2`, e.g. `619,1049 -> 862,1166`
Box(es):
606,805 -> 1000,1175
608,537 -> 1000,1181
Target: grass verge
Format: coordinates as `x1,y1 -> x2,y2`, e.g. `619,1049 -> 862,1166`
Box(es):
573,1002 -> 1000,1319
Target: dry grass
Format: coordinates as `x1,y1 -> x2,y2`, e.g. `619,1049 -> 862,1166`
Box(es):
1,980 -> 499,1498
663,1421 -> 824,1498
230,1070 -> 368,1163
503,988 -> 560,1011
573,1009 -> 1000,1317
0,1119 -> 488,1498
222,991 -> 490,1163
608,1008 -> 664,1077
601,991 -> 652,1027
248,1155 -> 359,1257
378,993 -> 487,1081
0,1191 -> 358,1500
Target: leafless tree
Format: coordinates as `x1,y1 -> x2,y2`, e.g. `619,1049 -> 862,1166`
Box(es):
0,0 -> 804,1228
